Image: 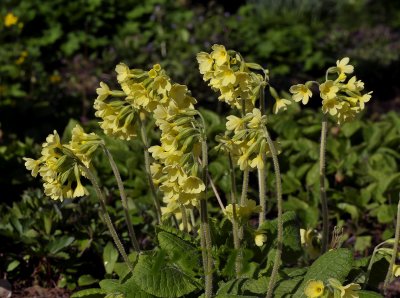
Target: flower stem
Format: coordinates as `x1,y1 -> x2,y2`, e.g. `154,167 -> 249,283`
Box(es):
101,145 -> 141,253
319,115 -> 329,253
81,165 -> 133,272
207,170 -> 225,211
180,204 -> 188,233
239,168 -> 249,240
200,139 -> 213,297
138,116 -> 162,224
364,240 -> 393,289
258,164 -> 266,227
240,168 -> 249,206
229,154 -> 242,277
264,127 -> 283,298
384,194 -> 400,291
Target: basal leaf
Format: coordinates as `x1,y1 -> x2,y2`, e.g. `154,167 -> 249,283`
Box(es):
70,288 -> 107,298
132,253 -> 199,297
294,248 -> 353,296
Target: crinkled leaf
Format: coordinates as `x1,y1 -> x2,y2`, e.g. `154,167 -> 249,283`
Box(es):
103,241 -> 119,274
294,248 -> 353,296
132,253 -> 199,297
70,288 -> 107,298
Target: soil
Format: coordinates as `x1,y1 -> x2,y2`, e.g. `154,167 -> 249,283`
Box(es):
10,286 -> 71,298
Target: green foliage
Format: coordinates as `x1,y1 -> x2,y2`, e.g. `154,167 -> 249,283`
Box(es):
294,249 -> 353,296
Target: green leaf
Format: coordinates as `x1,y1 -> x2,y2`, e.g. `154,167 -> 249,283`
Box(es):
341,121 -> 362,137
306,162 -> 319,186
354,236 -> 372,253
120,277 -> 155,298
294,248 -> 353,296
70,288 -> 107,298
274,276 -> 303,297
7,260 -> 20,272
78,275 -> 98,287
103,242 -> 119,274
281,172 -> 302,194
242,276 -> 268,294
358,290 -> 384,297
47,236 -> 75,255
131,253 -> 199,297
157,230 -> 200,274
216,278 -> 248,295
337,203 -> 359,222
259,211 -> 302,262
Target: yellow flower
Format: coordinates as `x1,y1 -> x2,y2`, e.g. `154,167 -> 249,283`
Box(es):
273,98 -> 291,114
247,108 -> 264,129
226,115 -> 243,132
289,84 -> 312,105
50,74 -> 61,84
73,164 -> 88,198
328,278 -> 361,298
237,153 -> 249,171
393,264 -> 400,277
211,44 -> 228,66
304,280 -> 324,298
23,158 -> 41,177
336,57 -> 354,74
319,80 -> 339,100
15,51 -> 28,65
197,52 -> 214,74
255,233 -> 267,247
96,82 -> 110,101
181,176 -> 205,194
357,92 -> 372,110
115,63 -> 131,83
216,66 -> 236,87
250,154 -> 264,169
322,98 -> 342,115
4,12 -> 18,27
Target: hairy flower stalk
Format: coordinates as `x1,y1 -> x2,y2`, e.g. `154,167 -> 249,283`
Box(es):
319,115 -> 329,253
24,127 -> 134,271
101,144 -> 141,253
264,127 -> 283,298
81,164 -> 134,272
138,117 -> 162,224
229,154 -> 242,277
289,57 -> 373,254
384,195 -> 400,291
258,164 -> 267,226
200,137 -> 213,297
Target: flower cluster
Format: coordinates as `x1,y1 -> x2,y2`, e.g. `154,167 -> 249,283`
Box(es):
24,125 -> 102,200
148,78 -> 205,217
197,44 -> 266,112
95,63 -> 205,218
304,278 -> 360,298
216,108 -> 279,171
289,57 -> 372,124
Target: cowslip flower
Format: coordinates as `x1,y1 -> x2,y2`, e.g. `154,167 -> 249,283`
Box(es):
196,52 -> 214,74
23,127 -> 101,201
289,84 -> 312,105
319,80 -> 339,100
328,278 -> 361,298
255,232 -> 267,247
224,199 -> 262,225
210,44 -> 228,66
336,57 -> 354,74
4,12 -> 18,27
273,98 -> 292,114
304,280 -> 325,298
